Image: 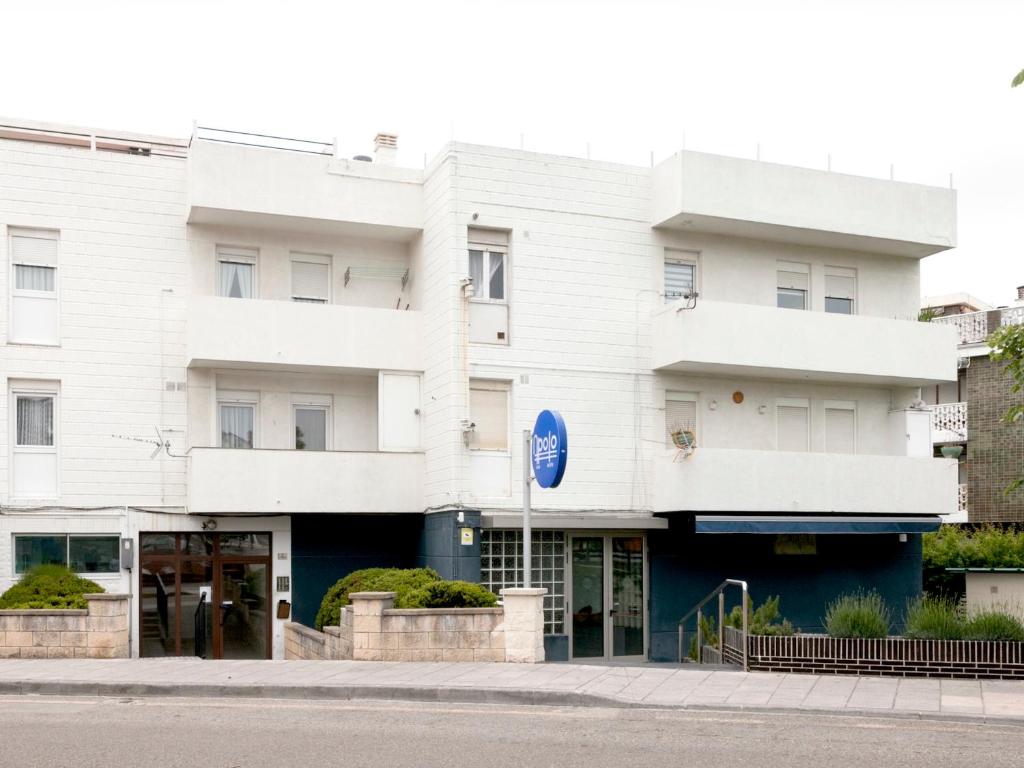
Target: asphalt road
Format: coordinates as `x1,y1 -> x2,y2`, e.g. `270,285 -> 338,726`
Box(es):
0,695 -> 1022,768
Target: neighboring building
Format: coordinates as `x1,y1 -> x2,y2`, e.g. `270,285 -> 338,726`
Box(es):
923,287 -> 1024,523
0,117 -> 959,662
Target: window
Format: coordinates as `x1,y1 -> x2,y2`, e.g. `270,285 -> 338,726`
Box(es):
216,246 -> 256,299
776,398 -> 809,452
11,385 -> 58,498
290,253 -> 330,303
293,395 -> 330,450
777,261 -> 809,310
480,529 -> 565,634
664,252 -> 698,303
665,391 -> 698,448
218,392 -> 256,449
468,229 -> 507,302
10,228 -> 59,345
469,381 -> 509,451
824,401 -> 856,454
825,266 -> 856,315
15,535 -> 120,574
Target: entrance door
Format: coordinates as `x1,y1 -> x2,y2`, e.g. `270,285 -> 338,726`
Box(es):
139,532 -> 271,659
570,535 -> 646,660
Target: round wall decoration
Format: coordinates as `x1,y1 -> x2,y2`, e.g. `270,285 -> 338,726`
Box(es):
732,391 -> 744,404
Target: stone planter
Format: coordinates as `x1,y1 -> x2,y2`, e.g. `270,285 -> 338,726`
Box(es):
0,594 -> 131,659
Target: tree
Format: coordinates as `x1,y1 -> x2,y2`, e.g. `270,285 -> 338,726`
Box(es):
1013,69 -> 1024,88
988,322 -> 1024,494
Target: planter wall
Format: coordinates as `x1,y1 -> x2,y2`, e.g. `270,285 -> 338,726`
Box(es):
0,594 -> 130,659
284,588 -> 546,663
747,634 -> 1024,679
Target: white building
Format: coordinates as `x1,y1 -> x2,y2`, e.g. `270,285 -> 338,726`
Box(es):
0,118 -> 959,661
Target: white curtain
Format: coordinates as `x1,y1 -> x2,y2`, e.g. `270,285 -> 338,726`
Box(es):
220,405 -> 254,448
219,261 -> 253,299
15,264 -> 55,292
16,396 -> 53,446
468,250 -> 484,295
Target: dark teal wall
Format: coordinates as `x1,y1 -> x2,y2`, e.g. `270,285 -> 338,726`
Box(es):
416,510 -> 482,582
648,525 -> 923,662
290,514 -> 422,627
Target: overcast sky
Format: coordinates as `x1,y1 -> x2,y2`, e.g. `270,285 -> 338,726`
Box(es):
3,0 -> 1021,305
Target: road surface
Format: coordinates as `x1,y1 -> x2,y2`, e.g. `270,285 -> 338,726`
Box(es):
0,695 -> 1021,767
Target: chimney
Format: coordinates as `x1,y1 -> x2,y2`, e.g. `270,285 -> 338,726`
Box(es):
374,132 -> 397,166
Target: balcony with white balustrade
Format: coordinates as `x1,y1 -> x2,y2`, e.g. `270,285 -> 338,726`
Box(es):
931,401 -> 968,444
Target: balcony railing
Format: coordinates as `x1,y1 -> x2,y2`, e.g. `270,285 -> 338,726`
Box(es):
931,306 -> 1024,345
958,483 -> 968,513
930,402 -> 967,443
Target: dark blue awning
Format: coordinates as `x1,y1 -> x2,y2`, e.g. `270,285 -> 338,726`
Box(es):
694,516 -> 942,534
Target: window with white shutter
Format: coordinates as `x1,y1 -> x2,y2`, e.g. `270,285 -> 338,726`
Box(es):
10,228 -> 59,345
664,252 -> 698,303
824,401 -> 856,454
665,391 -> 698,447
825,266 -> 856,315
777,261 -> 809,311
291,254 -> 331,303
776,399 -> 809,452
469,381 -> 509,452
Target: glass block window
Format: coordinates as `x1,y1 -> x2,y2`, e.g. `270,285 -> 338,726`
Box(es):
480,529 -> 565,635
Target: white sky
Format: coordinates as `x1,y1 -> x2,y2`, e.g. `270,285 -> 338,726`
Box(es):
2,0 -> 1021,305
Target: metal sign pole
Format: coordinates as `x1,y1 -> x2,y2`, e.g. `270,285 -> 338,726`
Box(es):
523,429 -> 532,589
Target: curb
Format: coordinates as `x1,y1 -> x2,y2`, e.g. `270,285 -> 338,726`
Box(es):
0,679 -> 1021,726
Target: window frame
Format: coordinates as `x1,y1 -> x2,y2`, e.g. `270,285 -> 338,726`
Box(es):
777,261 -> 810,311
215,245 -> 258,299
775,397 -> 811,452
9,227 -> 60,346
10,382 -> 59,499
292,394 -> 332,451
663,250 -> 699,304
823,399 -> 857,454
824,266 -> 857,316
468,380 -> 511,454
468,243 -> 508,304
665,390 -> 699,448
13,534 -> 121,576
289,252 -> 331,304
216,391 -> 258,449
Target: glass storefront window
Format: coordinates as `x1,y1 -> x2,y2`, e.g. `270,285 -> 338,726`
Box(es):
68,536 -> 120,573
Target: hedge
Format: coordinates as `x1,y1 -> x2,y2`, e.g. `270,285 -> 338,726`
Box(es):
0,565 -> 103,610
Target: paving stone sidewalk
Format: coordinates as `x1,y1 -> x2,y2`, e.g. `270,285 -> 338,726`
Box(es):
1,658 -> 1023,722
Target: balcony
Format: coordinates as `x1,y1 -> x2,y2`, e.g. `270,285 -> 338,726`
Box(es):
931,306 -> 1024,346
959,483 -> 968,513
652,300 -> 958,386
188,448 -> 423,514
187,296 -> 423,373
930,402 -> 967,444
651,151 -> 956,257
652,448 -> 958,516
187,138 -> 423,239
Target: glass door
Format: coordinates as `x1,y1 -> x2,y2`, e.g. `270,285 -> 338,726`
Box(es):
570,535 -> 646,660
218,562 -> 269,660
571,537 -> 605,658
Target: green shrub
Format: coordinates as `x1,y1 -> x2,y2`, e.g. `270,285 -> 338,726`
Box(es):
0,565 -> 103,610
824,591 -> 890,638
904,596 -> 964,640
726,595 -> 796,636
401,580 -> 498,609
963,610 -> 1024,641
923,525 -> 1024,598
314,567 -> 439,630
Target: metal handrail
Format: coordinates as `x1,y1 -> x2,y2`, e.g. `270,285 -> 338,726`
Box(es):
677,579 -> 748,670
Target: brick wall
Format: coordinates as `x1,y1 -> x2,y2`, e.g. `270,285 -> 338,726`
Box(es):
967,355 -> 1024,522
747,634 -> 1024,680
0,594 -> 129,659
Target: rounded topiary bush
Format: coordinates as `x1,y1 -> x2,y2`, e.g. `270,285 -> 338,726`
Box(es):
401,580 -> 499,609
0,564 -> 103,610
314,567 -> 440,630
824,590 -> 890,639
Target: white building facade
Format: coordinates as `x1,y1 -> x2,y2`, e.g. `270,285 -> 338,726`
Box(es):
0,119 -> 958,661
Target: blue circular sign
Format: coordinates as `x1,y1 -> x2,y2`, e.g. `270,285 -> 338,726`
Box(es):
532,410 -> 568,489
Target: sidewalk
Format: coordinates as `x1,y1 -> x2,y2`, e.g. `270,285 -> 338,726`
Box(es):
1,658 -> 1023,722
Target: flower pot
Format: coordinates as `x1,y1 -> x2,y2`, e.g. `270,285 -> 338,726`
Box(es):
940,445 -> 963,459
